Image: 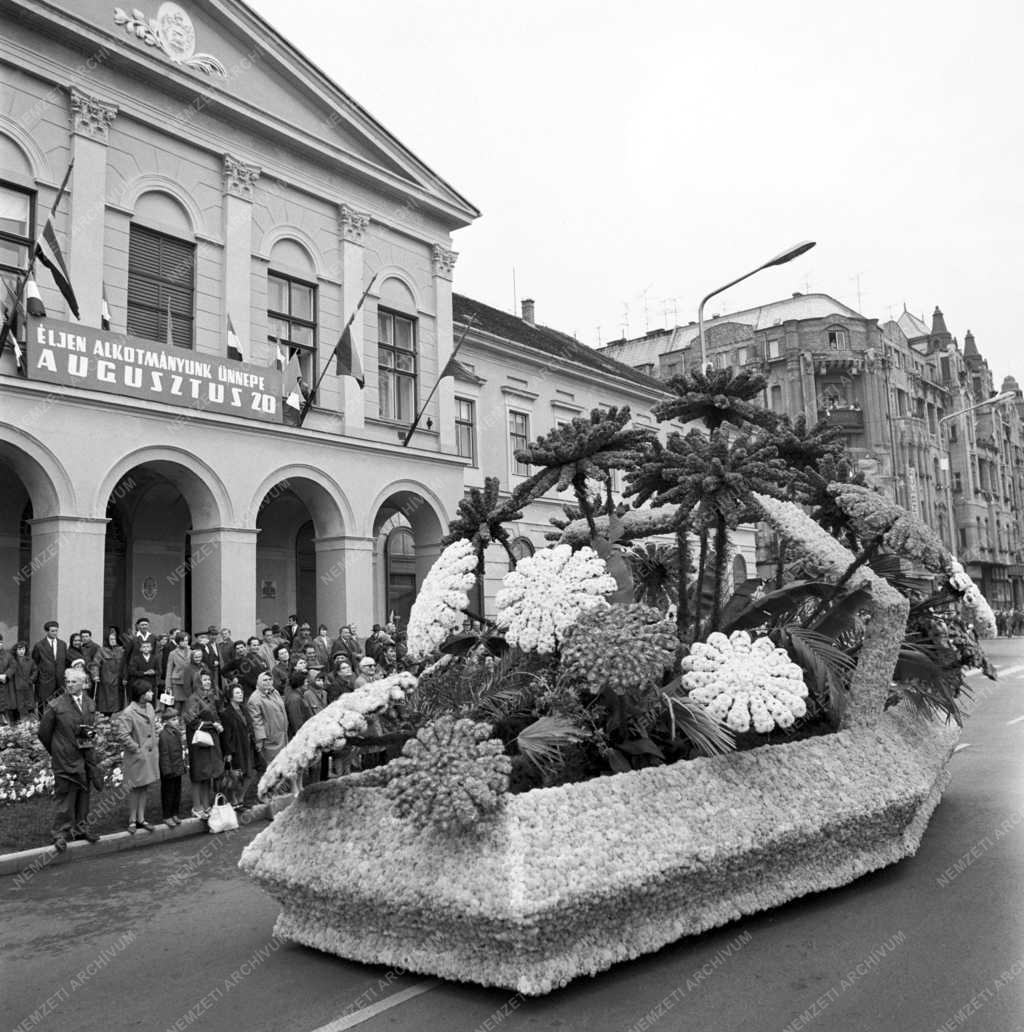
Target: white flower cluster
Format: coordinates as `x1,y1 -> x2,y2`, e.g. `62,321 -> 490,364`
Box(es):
241,706 -> 960,996
948,559 -> 997,638
495,544 -> 616,653
257,672 -> 417,798
682,630 -> 808,733
405,539 -> 479,660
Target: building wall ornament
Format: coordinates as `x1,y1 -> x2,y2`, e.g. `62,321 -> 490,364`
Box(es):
431,243 -> 458,279
222,154 -> 261,200
338,204 -> 371,244
114,4 -> 227,76
69,88 -> 118,142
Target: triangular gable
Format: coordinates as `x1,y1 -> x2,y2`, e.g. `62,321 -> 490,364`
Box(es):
83,0 -> 478,222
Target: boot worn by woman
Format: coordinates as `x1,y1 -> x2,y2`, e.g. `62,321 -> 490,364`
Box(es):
126,822 -> 137,834
137,819 -> 155,831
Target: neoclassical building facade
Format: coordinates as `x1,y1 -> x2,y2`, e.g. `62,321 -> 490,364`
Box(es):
0,0 -> 681,642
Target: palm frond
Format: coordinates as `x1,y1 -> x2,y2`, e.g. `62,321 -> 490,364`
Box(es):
515,715 -> 588,775
663,693 -> 735,756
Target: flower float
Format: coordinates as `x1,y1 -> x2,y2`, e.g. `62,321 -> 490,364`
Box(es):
494,544 -> 616,654
386,717 -> 511,833
682,630 -> 808,733
257,672 -> 416,798
405,539 -> 479,660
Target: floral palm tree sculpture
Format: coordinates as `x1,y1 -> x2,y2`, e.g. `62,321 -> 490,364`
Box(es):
653,367 -> 779,432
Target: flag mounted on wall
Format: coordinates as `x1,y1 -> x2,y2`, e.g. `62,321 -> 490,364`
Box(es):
25,276 -> 46,318
165,297 -> 174,347
333,325 -> 364,388
35,218 -> 79,319
227,314 -> 244,362
101,287 -> 111,331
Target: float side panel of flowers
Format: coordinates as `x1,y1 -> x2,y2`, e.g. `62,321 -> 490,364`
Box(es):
753,493 -> 908,729
241,706 -> 958,995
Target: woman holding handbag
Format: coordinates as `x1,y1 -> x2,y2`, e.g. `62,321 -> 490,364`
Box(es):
182,672 -> 224,818
114,680 -> 160,832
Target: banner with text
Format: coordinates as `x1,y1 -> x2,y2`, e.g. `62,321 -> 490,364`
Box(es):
28,317 -> 283,424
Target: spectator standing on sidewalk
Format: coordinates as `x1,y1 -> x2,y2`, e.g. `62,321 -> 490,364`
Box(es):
32,620 -> 67,714
38,668 -> 100,852
165,633 -> 192,713
247,671 -> 287,770
219,682 -> 257,809
158,706 -> 186,826
114,681 -> 159,833
182,677 -> 225,818
0,641 -> 37,723
94,628 -> 126,716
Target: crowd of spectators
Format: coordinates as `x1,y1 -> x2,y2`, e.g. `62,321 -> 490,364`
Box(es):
6,615 -> 409,854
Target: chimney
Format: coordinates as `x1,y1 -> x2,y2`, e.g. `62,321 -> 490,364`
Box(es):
521,298 -> 535,325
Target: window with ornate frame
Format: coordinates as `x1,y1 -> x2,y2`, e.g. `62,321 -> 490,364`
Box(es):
268,270 -> 317,384
507,536 -> 535,571
455,396 -> 476,465
378,308 -> 417,421
0,179 -> 33,301
509,410 -> 530,476
127,223 -> 196,348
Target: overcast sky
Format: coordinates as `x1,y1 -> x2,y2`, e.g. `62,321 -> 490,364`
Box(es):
252,0 -> 1023,385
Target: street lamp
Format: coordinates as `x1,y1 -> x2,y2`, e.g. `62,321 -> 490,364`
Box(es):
937,390 -> 1018,424
697,240 -> 816,372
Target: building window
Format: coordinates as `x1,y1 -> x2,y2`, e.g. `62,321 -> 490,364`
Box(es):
377,309 -> 417,421
127,224 -> 195,348
508,536 -> 535,571
0,180 -> 34,297
268,271 -> 317,384
949,423 -> 958,443
736,346 -> 748,366
765,337 -> 781,360
509,410 -> 530,475
827,327 -> 848,349
770,385 -> 783,411
455,397 -> 476,465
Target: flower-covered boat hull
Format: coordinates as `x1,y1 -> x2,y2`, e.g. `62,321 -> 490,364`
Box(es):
240,707 -> 959,995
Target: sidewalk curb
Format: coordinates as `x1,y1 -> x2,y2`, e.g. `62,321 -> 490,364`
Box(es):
0,804 -> 271,880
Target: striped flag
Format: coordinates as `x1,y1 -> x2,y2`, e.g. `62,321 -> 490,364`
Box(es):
227,314 -> 244,362
2,290 -> 26,373
101,287 -> 111,331
333,325 -> 364,388
165,297 -> 174,347
35,218 -> 79,318
25,276 -> 46,318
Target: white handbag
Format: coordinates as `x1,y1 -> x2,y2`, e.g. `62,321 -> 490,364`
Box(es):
207,793 -> 238,834
191,727 -> 215,747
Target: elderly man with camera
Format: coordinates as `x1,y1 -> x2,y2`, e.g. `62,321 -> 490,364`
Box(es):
38,667 -> 102,853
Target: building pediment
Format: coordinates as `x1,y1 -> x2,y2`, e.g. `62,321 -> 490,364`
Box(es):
6,0 -> 478,226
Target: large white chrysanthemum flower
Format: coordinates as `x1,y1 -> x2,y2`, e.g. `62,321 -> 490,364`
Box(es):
257,672 -> 417,798
682,630 -> 808,734
405,539 -> 480,661
494,544 -> 616,654
948,559 -> 997,638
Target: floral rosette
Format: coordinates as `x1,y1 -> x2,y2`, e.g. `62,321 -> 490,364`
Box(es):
494,544 -> 616,654
405,538 -> 480,660
257,672 -> 417,798
682,630 -> 808,733
947,559 -> 997,638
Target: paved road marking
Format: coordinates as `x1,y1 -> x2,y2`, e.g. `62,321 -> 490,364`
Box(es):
1006,715 -> 1024,726
952,743 -> 971,753
308,979 -> 440,1032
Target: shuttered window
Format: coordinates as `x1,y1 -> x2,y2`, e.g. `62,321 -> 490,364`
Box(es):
127,224 -> 195,349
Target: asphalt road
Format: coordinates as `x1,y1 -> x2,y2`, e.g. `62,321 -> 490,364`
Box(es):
3,640 -> 1023,1032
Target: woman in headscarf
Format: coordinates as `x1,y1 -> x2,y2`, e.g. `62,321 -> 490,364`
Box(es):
94,628 -> 127,716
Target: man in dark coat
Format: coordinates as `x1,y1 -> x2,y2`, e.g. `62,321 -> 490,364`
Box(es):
197,627 -> 221,691
31,620 -> 67,712
124,616 -> 156,663
38,668 -> 101,851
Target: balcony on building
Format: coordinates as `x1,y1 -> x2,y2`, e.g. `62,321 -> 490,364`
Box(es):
819,403 -> 864,429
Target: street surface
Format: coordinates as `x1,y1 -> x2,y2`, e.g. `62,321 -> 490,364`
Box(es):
3,640 -> 1023,1032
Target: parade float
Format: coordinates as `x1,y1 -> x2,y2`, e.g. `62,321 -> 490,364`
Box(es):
240,370 -> 995,995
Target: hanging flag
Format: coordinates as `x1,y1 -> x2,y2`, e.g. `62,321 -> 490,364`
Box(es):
227,314 -> 244,362
333,325 -> 364,388
35,218 -> 79,319
165,297 -> 174,347
25,276 -> 46,318
272,342 -> 287,370
440,351 -> 473,381
2,295 -> 26,373
285,384 -> 302,411
101,286 -> 111,331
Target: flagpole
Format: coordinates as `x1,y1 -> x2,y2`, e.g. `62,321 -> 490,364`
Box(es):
297,272 -> 378,428
401,313 -> 476,447
1,160 -> 74,348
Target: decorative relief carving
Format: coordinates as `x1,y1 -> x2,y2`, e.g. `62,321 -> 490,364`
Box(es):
69,88 -> 118,141
431,243 -> 458,278
114,3 -> 226,76
222,154 -> 261,199
338,204 -> 370,243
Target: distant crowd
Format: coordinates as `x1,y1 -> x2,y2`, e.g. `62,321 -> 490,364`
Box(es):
2,616 -> 410,853
994,609 -> 1024,637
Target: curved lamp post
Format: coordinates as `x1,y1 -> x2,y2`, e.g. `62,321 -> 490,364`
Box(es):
697,241 -> 816,372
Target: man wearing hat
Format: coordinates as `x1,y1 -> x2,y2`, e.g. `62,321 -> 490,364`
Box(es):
354,656 -> 377,689
197,627 -> 221,692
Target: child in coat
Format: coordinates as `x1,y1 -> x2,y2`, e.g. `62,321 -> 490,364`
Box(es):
158,706 -> 187,826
